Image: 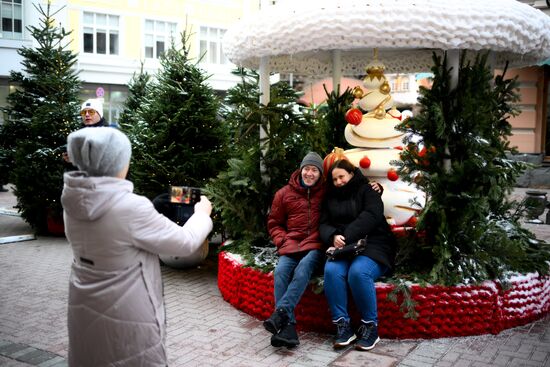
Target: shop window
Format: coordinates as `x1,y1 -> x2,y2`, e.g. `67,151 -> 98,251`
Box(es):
79,84 -> 128,125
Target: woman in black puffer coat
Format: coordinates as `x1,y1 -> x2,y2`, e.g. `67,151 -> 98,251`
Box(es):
320,159 -> 396,352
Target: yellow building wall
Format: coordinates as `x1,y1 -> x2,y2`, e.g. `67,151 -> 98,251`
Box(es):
59,0 -> 258,60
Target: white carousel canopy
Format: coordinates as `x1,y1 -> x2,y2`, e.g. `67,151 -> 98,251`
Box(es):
223,0 -> 550,75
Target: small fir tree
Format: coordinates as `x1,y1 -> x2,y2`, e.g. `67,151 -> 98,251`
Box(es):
205,68 -> 328,270
119,63 -> 151,130
118,64 -> 152,183
0,3 -> 81,234
394,52 -> 550,285
129,32 -> 229,199
320,85 -> 355,151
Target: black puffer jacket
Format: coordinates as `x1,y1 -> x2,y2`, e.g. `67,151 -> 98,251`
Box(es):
81,117 -> 118,128
319,168 -> 396,270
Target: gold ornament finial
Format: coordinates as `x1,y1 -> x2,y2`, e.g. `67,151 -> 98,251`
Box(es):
364,48 -> 386,82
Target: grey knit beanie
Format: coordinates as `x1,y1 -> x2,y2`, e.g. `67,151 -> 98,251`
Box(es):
300,152 -> 324,175
67,127 -> 132,177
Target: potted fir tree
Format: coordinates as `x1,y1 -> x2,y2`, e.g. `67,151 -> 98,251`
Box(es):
120,32 -> 228,200
0,3 -> 81,235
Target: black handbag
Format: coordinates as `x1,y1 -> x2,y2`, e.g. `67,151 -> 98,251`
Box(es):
326,238 -> 367,261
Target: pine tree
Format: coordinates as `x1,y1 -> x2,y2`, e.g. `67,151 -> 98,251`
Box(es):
119,63 -> 151,130
129,32 -> 228,199
394,52 -> 550,285
0,3 -> 81,234
321,85 -> 355,151
118,64 -> 151,183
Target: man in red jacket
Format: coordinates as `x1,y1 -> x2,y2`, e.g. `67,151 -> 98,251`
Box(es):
264,152 -> 326,348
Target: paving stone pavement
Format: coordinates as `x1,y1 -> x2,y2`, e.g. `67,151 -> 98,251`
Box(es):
1,185 -> 549,366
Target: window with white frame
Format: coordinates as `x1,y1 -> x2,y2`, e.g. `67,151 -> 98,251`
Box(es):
199,26 -> 228,65
1,0 -> 23,40
144,20 -> 177,59
83,12 -> 119,55
390,77 -> 410,93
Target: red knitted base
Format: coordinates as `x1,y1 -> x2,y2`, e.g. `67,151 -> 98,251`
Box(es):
218,251 -> 550,339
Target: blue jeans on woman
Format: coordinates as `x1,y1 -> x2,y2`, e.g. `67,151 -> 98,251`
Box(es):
324,255 -> 387,324
274,249 -> 324,323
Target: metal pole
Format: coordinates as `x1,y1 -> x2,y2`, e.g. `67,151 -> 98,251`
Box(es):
445,49 -> 460,172
332,50 -> 342,94
448,49 -> 459,90
259,56 -> 270,107
486,51 -> 495,74
259,56 -> 270,179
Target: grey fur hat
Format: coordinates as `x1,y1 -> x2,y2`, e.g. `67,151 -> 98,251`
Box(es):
68,127 -> 132,177
300,152 -> 324,175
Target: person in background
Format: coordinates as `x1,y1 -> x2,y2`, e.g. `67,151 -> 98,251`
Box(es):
62,127 -> 213,366
63,99 -> 115,164
320,159 -> 396,351
79,98 -> 114,127
264,152 -> 326,348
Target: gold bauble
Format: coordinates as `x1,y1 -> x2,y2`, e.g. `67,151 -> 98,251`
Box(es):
374,107 -> 385,119
380,81 -> 390,95
352,86 -> 364,99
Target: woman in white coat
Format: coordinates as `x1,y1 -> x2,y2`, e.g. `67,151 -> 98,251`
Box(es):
62,127 -> 213,366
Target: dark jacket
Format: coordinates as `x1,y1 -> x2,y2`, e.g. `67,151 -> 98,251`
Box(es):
82,117 -> 117,128
268,169 -> 325,256
320,168 -> 396,270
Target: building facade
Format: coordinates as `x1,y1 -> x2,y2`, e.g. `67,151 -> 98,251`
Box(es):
0,0 -> 260,123
512,0 -> 550,164
506,66 -> 549,162
1,0 -> 549,164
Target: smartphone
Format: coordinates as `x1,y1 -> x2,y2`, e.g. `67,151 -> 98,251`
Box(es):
170,186 -> 201,205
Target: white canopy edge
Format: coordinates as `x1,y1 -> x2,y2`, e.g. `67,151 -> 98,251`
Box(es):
224,0 -> 550,75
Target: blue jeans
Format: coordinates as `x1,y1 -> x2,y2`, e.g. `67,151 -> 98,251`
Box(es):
324,255 -> 387,324
273,249 -> 324,324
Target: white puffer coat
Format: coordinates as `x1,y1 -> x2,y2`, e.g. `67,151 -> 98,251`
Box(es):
61,171 -> 213,367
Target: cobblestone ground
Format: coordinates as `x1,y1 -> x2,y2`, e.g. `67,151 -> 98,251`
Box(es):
1,186 -> 549,366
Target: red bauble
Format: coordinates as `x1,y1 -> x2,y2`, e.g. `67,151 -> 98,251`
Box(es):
405,216 -> 418,227
359,155 -> 371,169
345,108 -> 363,125
387,169 -> 399,181
418,147 -> 427,158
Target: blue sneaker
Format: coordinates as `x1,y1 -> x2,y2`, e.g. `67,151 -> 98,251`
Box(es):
333,318 -> 356,348
355,321 -> 380,351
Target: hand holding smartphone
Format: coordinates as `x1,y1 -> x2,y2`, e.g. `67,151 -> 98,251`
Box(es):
170,186 -> 201,205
